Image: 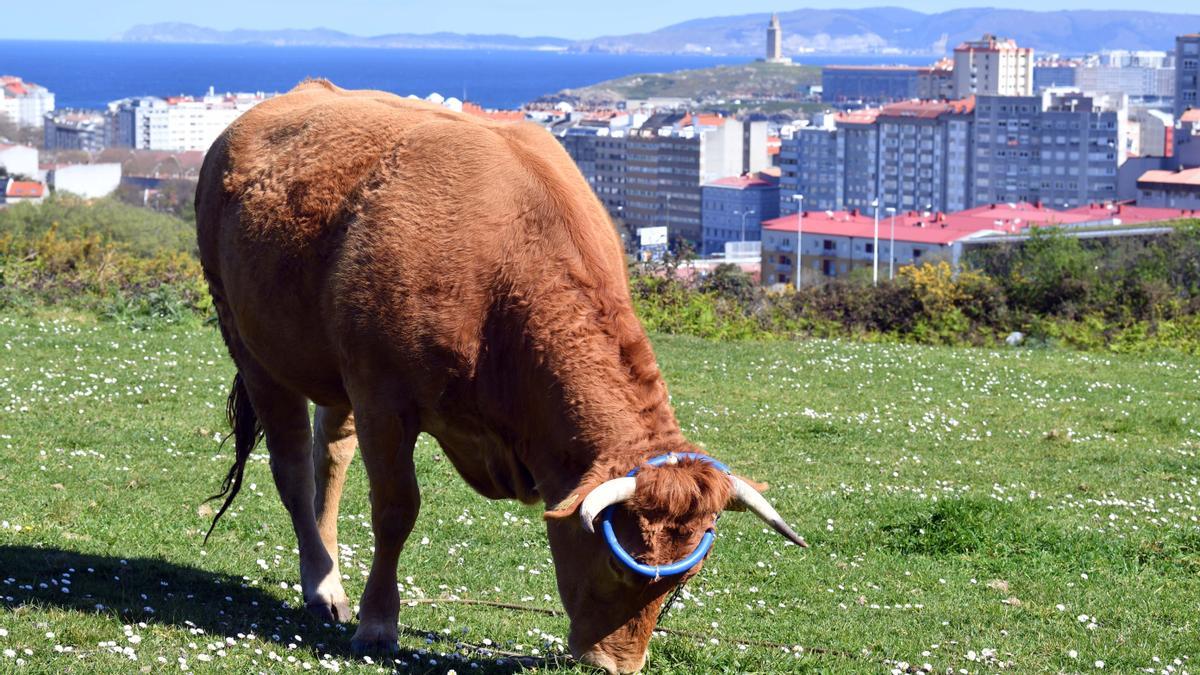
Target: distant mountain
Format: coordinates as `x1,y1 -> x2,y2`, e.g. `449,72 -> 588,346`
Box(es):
119,8 -> 1200,56
575,8 -> 1200,56
118,23 -> 573,51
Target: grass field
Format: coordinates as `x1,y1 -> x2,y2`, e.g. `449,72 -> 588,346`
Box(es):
1,310 -> 1198,674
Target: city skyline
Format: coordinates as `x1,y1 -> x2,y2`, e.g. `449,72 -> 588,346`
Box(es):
3,1 -> 1200,42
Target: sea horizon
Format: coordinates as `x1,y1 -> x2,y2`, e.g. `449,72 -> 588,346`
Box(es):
0,39 -> 936,110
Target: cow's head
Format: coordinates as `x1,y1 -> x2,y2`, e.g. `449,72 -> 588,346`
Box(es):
544,454 -> 805,674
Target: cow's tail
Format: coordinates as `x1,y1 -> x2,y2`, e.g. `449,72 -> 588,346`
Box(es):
203,372 -> 263,544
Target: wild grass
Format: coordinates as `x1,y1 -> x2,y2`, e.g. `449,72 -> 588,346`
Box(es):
0,311 -> 1197,673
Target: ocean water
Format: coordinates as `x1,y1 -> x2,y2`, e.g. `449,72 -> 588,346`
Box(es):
0,40 -> 933,110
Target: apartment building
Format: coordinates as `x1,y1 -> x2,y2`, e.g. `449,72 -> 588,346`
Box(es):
700,172 -> 779,255
953,35 -> 1034,98
1178,110 -> 1200,169
0,76 -> 54,128
610,114 -> 751,250
918,59 -> 956,100
780,110 -> 880,217
781,100 -> 973,217
1177,34 -> 1200,119
1076,66 -> 1174,101
558,123 -> 627,218
972,91 -> 1125,208
780,115 -> 839,213
876,99 -> 975,214
1034,60 -> 1080,92
821,66 -> 921,104
44,110 -> 109,152
553,110 -> 768,251
108,89 -> 270,151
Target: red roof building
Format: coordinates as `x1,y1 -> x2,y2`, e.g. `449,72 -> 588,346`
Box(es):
759,201 -> 1199,286
4,180 -> 45,201
1135,168 -> 1200,210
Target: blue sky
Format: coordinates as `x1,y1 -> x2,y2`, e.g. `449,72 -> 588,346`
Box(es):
3,1 -> 1200,41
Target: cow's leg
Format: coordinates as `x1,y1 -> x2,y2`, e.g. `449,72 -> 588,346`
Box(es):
347,400 -> 420,655
312,405 -> 356,599
240,367 -> 351,623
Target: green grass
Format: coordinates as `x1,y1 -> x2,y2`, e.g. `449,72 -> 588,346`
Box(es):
1,310 -> 1199,673
557,61 -> 820,103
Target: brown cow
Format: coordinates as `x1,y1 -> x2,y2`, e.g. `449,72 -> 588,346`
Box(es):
195,79 -> 805,674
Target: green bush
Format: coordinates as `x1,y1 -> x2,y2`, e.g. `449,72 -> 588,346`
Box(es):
0,193 -> 197,257
0,199 -> 207,323
2,196 -> 1198,354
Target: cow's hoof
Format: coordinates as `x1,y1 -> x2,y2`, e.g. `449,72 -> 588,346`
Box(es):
306,597 -> 353,624
350,637 -> 400,657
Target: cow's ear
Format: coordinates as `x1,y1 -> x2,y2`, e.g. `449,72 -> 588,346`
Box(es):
544,475 -> 607,521
724,474 -> 768,512
543,492 -> 584,520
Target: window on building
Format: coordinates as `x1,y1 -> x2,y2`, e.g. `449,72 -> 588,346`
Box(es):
865,243 -> 875,254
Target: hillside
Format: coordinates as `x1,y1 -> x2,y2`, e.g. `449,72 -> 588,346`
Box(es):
545,61 -> 820,105
119,22 -> 572,51
576,8 -> 1197,55
119,8 -> 1200,56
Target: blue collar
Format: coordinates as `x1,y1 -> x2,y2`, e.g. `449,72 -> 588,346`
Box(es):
600,452 -> 731,579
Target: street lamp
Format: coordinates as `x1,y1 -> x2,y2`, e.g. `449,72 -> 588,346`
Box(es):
738,209 -> 756,243
791,194 -> 804,288
886,206 -> 897,281
871,198 -> 880,286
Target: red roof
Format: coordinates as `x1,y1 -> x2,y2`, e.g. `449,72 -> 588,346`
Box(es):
1180,110 -> 1200,124
943,202 -> 1091,230
6,181 -> 43,198
836,109 -> 880,126
879,97 -> 975,119
1138,168 -> 1200,188
461,102 -> 526,122
682,113 -> 726,128
1064,202 -> 1199,223
763,210 -> 999,245
706,173 -> 779,189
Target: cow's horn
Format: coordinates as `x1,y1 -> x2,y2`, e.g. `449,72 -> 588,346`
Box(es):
729,476 -> 808,548
579,477 -> 637,534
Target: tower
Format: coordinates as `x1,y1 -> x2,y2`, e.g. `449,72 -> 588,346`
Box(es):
761,14 -> 791,64
767,14 -> 782,62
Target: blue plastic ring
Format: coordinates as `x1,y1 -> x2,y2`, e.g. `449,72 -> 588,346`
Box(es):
600,452 -> 728,578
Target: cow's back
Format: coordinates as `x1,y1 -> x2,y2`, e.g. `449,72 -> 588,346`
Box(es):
198,79 -> 477,255
195,79 -> 629,415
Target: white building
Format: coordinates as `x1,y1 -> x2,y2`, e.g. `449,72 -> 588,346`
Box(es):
45,163 -> 122,199
0,76 -> 55,128
1130,109 -> 1174,158
108,88 -> 272,152
0,143 -> 39,178
953,35 -> 1034,98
